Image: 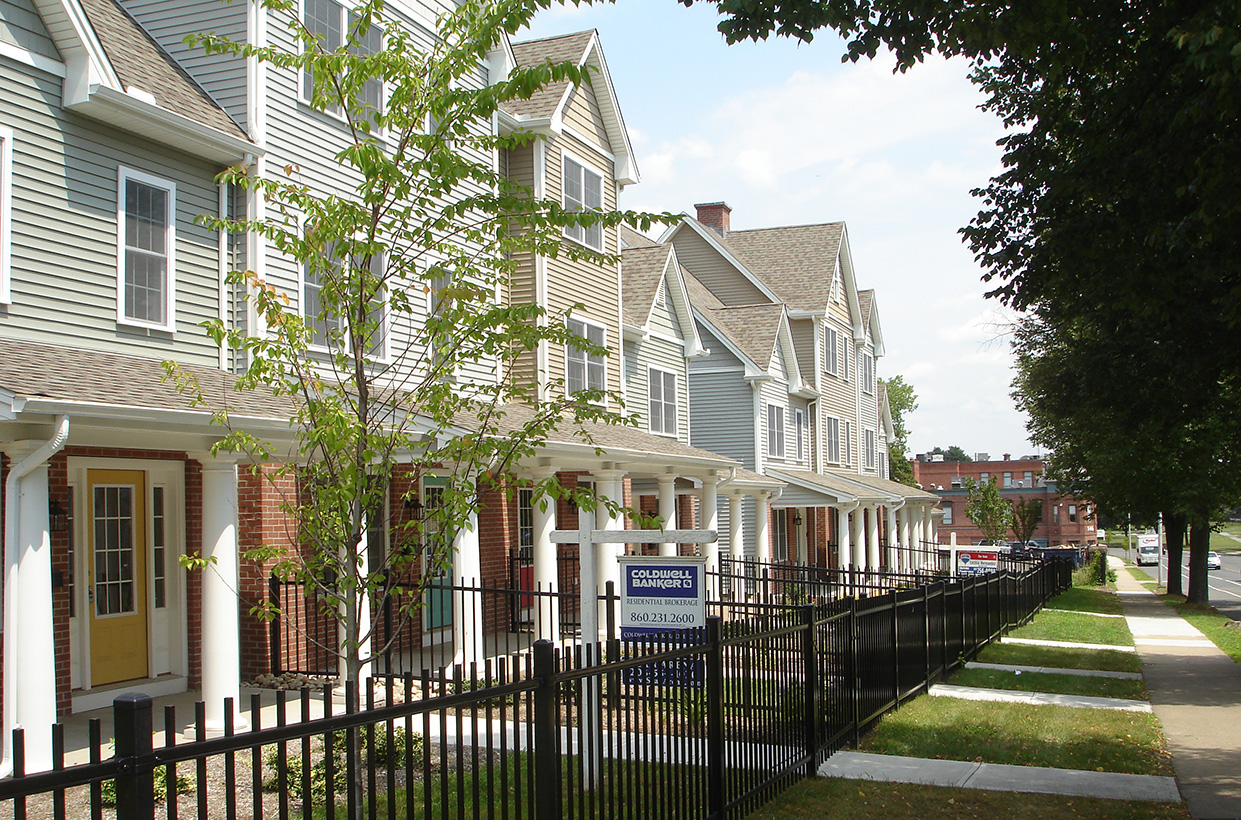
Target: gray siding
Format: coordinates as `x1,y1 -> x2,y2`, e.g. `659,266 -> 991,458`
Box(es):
624,333 -> 688,443
687,369 -> 754,470
120,0 -> 249,130
1,62 -> 227,367
1,0 -> 60,59
671,229 -> 769,307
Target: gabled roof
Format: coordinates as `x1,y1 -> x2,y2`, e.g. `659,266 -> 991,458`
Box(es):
658,217 -> 782,305
620,225 -> 658,249
30,0 -> 252,162
502,30 -> 638,185
725,222 -> 845,314
621,245 -> 706,356
684,272 -> 786,372
858,289 -> 885,357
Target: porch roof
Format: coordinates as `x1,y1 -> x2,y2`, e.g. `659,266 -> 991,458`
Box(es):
836,473 -> 941,503
767,469 -> 875,504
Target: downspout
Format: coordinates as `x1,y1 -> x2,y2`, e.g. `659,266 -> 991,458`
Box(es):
1,414 -> 70,777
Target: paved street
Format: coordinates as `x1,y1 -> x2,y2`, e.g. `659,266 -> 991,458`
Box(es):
1112,546 -> 1241,620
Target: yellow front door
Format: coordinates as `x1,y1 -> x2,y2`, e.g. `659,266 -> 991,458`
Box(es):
88,470 -> 149,687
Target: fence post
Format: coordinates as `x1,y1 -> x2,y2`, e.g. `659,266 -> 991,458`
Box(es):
924,584 -> 932,686
891,593 -> 900,707
606,581 -> 621,713
848,597 -> 860,745
801,605 -> 819,777
533,639 -> 562,820
113,693 -> 154,820
269,574 -> 282,675
706,617 -> 726,818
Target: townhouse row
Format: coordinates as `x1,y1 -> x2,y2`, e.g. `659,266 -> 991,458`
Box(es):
0,0 -> 940,773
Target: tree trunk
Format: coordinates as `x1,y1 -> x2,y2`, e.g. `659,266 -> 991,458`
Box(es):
1187,512 -> 1211,605
1163,512 -> 1186,597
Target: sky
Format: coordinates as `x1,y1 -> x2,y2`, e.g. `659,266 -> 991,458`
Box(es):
520,0 -> 1040,460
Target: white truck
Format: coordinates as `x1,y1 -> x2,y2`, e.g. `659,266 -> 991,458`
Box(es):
1135,533 -> 1161,566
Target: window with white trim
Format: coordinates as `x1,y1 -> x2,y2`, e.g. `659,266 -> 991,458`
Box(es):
861,351 -> 875,395
772,508 -> 788,562
0,126 -> 11,304
562,154 -> 603,250
844,420 -> 853,466
767,404 -> 786,459
942,502 -> 953,525
1068,504 -> 1078,523
118,168 -> 175,331
823,325 -> 839,376
648,367 -> 677,436
302,0 -> 383,121
864,428 -> 876,470
303,245 -> 387,359
566,316 -> 606,396
795,408 -> 806,462
841,341 -> 849,382
825,416 -> 841,464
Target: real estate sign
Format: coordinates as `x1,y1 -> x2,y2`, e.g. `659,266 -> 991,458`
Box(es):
956,550 -> 999,576
618,556 -> 707,686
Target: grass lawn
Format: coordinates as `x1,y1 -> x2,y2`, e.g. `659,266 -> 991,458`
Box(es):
1007,609 -> 1135,647
1048,586 -> 1125,615
948,667 -> 1148,701
857,697 -> 1172,775
1210,522 -> 1241,553
1164,595 -> 1241,663
747,778 -> 1190,820
976,641 -> 1143,673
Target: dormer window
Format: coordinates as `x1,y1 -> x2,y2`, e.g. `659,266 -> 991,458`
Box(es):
562,154 -> 603,251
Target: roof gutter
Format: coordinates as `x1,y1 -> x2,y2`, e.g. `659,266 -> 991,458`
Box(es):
1,415 -> 69,778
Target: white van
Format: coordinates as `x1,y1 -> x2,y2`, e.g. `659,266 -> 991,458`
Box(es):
1136,534 -> 1161,566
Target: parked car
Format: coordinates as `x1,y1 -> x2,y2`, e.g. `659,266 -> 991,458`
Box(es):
1136,545 -> 1160,566
1208,552 -> 1222,571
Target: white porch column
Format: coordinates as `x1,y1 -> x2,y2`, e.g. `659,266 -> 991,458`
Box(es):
850,505 -> 865,568
657,474 -> 677,556
195,453 -> 247,734
836,505 -> 852,568
866,504 -> 881,570
886,505 -> 901,572
900,507 -> 913,569
593,470 -> 625,642
754,491 -> 771,564
530,470 -> 558,642
922,505 -> 934,550
701,473 -> 720,575
451,504 -> 482,667
2,442 -> 58,773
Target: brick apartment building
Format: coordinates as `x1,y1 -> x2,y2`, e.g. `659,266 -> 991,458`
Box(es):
911,453 -> 1097,547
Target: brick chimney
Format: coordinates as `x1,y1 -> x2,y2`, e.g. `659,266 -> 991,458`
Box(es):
695,202 -> 731,236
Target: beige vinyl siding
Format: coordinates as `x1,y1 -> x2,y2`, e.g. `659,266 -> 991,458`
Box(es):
119,0 -> 249,128
669,229 -> 769,307
1,63 -> 225,367
647,283 -> 681,340
505,142 -> 538,385
789,317 -> 815,381
561,83 -> 611,151
1,0 -> 60,59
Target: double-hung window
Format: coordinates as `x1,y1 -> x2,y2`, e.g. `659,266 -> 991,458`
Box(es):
566,317 -> 606,396
844,420 -> 853,466
864,428 -> 876,470
117,168 -> 175,331
795,408 -> 806,462
825,416 -> 841,464
861,351 -> 875,395
648,367 -> 677,436
0,126 -> 11,304
562,154 -> 603,250
823,326 -> 838,375
943,502 -> 953,525
302,245 -> 386,358
767,404 -> 786,459
302,0 -> 382,121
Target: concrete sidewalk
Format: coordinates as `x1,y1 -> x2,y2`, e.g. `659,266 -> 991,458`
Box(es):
1112,559 -> 1241,819
819,751 -> 1181,802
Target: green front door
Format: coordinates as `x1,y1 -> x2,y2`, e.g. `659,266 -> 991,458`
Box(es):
422,478 -> 453,634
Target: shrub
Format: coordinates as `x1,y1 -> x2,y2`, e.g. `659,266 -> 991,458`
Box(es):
1074,549 -> 1115,586
262,725 -> 423,801
100,764 -> 191,806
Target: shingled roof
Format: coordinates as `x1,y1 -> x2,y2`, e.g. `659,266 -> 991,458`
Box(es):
78,0 -> 247,141
858,289 -> 874,326
723,222 -> 845,313
621,245 -> 669,327
501,31 -> 595,120
621,225 -> 658,249
683,272 -> 784,370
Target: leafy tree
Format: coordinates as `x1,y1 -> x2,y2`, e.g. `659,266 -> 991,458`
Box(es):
880,375 -> 917,486
169,0 -> 669,692
962,477 -> 1011,545
1009,497 -> 1042,546
928,446 -> 972,463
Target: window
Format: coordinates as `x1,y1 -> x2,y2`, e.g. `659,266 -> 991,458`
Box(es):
302,0 -> 382,121
864,428 -> 876,470
943,502 -> 953,525
767,404 -> 786,459
0,126 -> 11,304
861,351 -> 875,395
979,472 -> 989,484
303,247 -> 387,358
795,408 -> 806,461
823,326 -> 839,375
302,260 -> 336,349
426,266 -> 454,377
1024,471 -> 1034,487
841,341 -> 849,382
566,317 -> 606,396
1068,505 -> 1078,523
152,486 -> 167,609
66,486 -> 76,619
562,155 -> 603,250
117,168 -> 176,331
844,420 -> 853,466
772,508 -> 788,562
1003,472 -> 1013,489
648,367 -> 677,436
825,416 -> 841,464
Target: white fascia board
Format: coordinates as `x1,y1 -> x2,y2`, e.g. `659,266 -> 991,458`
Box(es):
868,294 -> 886,357
788,308 -> 825,320
487,32 -> 517,84
71,85 -> 256,164
836,224 -> 865,341
32,0 -> 121,98
774,310 -> 805,388
689,306 -> 764,379
678,218 -> 783,305
0,387 -> 24,421
533,437 -> 738,473
766,469 -> 855,504
663,247 -> 707,357
575,31 -> 638,186
622,322 -> 648,341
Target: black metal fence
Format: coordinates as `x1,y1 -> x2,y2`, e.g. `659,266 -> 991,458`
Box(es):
1,559 -> 1070,820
